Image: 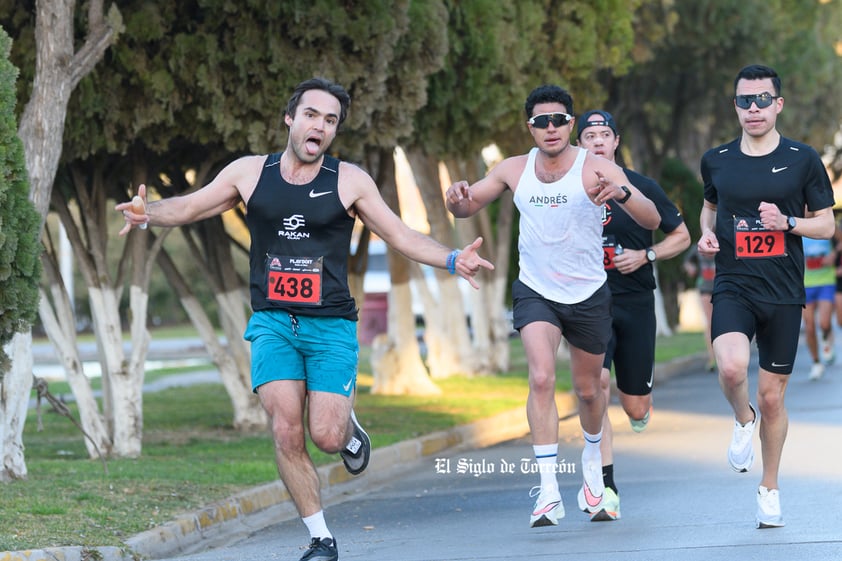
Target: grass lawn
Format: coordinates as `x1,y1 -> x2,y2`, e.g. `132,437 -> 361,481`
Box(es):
2,331 -> 706,551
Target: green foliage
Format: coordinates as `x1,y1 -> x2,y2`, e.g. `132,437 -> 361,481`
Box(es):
660,157 -> 704,241
657,157 -> 705,323
600,0 -> 842,178
0,27 -> 41,372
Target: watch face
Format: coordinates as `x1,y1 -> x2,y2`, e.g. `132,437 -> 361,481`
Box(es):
788,216 -> 796,230
647,249 -> 656,262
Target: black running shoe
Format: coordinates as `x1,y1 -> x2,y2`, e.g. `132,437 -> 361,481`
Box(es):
340,410 -> 371,475
300,537 -> 338,561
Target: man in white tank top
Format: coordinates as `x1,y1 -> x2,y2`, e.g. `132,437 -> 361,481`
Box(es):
446,84 -> 660,526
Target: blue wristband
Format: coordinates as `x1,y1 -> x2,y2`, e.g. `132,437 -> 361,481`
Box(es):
446,250 -> 461,275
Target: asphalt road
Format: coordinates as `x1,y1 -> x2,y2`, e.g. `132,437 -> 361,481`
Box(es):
145,342 -> 842,561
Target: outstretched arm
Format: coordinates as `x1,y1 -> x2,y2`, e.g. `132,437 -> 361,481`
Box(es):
585,156 -> 660,230
346,164 -> 495,288
445,156 -> 521,218
115,155 -> 262,235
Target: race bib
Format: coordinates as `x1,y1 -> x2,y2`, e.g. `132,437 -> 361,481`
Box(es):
602,235 -> 622,270
733,217 -> 786,259
266,254 -> 323,305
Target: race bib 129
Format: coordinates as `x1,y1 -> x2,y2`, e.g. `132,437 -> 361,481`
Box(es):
733,217 -> 786,259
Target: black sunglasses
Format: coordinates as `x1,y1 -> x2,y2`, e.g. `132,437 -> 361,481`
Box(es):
528,112 -> 573,128
734,92 -> 779,109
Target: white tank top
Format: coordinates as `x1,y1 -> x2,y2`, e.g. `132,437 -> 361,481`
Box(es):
513,146 -> 606,304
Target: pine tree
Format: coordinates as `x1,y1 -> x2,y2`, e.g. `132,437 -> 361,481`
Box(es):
0,27 -> 41,374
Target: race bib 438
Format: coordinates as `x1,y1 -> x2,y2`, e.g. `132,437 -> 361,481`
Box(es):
266,255 -> 323,305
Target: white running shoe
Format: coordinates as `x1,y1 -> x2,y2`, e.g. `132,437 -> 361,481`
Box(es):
580,460 -> 605,513
727,403 -> 756,472
756,485 -> 785,528
577,485 -> 621,521
809,362 -> 825,381
529,486 -> 564,527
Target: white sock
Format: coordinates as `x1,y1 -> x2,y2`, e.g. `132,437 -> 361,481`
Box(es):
302,511 -> 332,540
582,429 -> 602,466
533,443 -> 559,492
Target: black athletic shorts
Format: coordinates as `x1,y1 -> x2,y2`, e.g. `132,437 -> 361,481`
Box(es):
512,279 -> 612,355
604,291 -> 656,396
710,291 -> 801,375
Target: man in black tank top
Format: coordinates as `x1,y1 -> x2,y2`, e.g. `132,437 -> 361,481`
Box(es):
117,77 -> 494,561
698,65 -> 834,530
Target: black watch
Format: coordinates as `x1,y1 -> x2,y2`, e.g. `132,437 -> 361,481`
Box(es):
786,216 -> 796,231
617,185 -> 632,204
646,247 -> 657,263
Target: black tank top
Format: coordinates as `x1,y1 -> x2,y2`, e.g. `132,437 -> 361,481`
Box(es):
246,153 -> 357,320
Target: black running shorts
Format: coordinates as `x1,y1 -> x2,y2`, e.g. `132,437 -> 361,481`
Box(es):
512,279 -> 612,355
711,291 -> 801,375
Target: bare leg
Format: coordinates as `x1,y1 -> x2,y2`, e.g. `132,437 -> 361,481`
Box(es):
713,332 -> 754,424
598,367 -> 613,465
520,322 -> 563,446
569,345 -> 607,436
258,380 -> 322,517
802,303 -> 819,363
258,382 -> 353,518
817,298 -> 834,361
757,370 -> 789,490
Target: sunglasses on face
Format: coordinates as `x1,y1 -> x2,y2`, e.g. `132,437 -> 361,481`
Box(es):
734,92 -> 779,109
528,112 -> 573,128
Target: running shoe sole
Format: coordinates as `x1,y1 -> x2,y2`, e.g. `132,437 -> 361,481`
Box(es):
529,488 -> 563,527
728,404 -> 756,473
340,410 -> 371,475
577,486 -> 620,521
530,501 -> 562,527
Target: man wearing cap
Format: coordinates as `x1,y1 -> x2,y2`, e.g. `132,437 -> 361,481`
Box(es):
576,109 -> 690,520
445,85 -> 661,527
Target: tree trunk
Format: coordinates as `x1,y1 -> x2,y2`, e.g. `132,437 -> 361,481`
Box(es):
36,256 -> 111,459
402,147 -> 476,377
0,335 -> 33,482
368,148 -> 439,395
442,154 -> 515,374
3,0 -> 119,479
156,247 -> 265,430
371,283 -> 440,395
89,285 -> 145,457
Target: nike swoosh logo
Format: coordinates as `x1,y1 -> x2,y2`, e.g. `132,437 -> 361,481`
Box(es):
771,166 -> 788,173
583,483 -> 603,509
771,362 -> 790,368
532,500 -> 560,516
343,379 -> 353,392
309,189 -> 333,198
646,370 -> 654,389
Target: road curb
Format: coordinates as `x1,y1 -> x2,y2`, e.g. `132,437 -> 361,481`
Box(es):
4,352 -> 706,561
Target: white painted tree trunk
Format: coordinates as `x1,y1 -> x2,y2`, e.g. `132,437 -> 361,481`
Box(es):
2,0 -> 119,479
203,290 -> 265,430
0,335 -> 33,481
371,282 -> 440,395
89,286 -> 146,458
37,286 -> 111,458
422,272 -> 474,379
